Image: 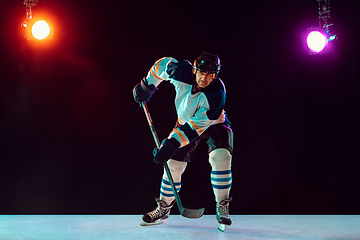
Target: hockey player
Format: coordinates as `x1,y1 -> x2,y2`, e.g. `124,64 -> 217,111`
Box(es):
133,52 -> 234,229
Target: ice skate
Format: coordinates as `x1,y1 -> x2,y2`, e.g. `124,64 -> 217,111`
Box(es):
140,198 -> 175,226
216,198 -> 232,232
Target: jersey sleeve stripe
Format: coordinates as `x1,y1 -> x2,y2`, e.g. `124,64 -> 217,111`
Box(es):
154,58 -> 164,75
150,68 -> 164,81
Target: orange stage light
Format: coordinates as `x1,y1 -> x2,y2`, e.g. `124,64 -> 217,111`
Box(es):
24,18 -> 53,41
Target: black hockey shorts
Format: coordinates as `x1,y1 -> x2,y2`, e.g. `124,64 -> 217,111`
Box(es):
171,123 -> 234,163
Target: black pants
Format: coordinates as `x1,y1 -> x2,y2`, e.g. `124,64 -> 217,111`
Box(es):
171,123 -> 233,163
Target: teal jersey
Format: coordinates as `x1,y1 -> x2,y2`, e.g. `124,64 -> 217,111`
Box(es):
145,57 -> 231,148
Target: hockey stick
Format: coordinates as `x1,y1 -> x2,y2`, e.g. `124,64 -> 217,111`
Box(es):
140,101 -> 205,219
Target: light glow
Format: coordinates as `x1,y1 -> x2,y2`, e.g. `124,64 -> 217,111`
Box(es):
307,31 -> 327,53
31,20 -> 51,40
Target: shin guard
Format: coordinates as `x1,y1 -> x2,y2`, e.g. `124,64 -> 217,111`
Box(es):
209,149 -> 232,203
159,159 -> 187,205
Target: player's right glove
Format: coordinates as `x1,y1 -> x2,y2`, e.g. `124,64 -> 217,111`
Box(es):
132,78 -> 157,103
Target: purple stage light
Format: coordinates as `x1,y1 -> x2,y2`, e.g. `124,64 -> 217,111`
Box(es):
307,31 -> 327,53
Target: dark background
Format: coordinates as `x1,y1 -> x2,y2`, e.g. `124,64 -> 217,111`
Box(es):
0,0 -> 359,215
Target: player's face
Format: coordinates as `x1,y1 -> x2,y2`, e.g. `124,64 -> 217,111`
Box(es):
195,70 -> 216,89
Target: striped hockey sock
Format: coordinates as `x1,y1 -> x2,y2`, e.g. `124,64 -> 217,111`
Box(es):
160,178 -> 181,204
159,159 -> 187,205
208,149 -> 232,203
211,169 -> 232,203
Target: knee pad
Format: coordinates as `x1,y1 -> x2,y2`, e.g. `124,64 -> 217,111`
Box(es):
209,148 -> 232,170
162,159 -> 187,181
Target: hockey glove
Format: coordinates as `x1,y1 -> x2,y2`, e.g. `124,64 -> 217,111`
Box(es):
132,78 -> 157,103
153,138 -> 180,165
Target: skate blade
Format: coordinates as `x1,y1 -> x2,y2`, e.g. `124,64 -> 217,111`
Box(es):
218,223 -> 226,232
140,218 -> 166,226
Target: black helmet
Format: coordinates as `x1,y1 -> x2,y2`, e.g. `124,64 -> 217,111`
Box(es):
193,51 -> 221,75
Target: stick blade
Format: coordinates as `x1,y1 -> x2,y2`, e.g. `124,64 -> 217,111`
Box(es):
181,207 -> 205,219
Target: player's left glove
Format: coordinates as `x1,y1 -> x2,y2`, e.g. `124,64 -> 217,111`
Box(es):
153,138 -> 180,164
132,78 -> 157,103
